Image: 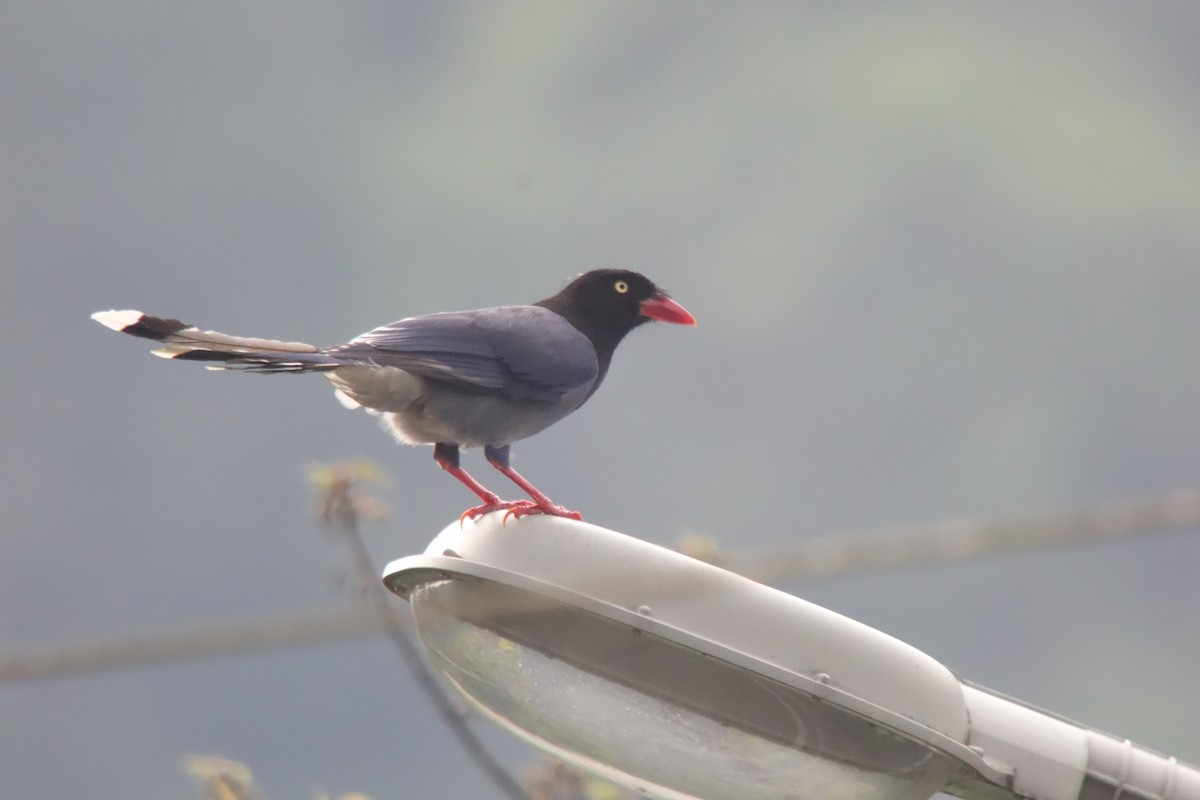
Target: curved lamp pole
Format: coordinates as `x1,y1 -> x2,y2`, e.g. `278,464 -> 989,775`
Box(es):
383,516 -> 1197,800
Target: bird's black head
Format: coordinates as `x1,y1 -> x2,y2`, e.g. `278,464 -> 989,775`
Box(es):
536,269 -> 695,357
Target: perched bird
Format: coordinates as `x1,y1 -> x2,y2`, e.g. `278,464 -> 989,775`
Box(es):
92,269 -> 695,521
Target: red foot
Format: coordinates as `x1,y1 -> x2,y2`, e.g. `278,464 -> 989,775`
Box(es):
459,499 -> 537,526
501,502 -> 583,525
459,499 -> 583,526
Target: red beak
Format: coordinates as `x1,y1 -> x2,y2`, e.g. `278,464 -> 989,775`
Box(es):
639,293 -> 697,326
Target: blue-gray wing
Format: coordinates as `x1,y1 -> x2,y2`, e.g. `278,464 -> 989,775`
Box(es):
330,305 -> 598,402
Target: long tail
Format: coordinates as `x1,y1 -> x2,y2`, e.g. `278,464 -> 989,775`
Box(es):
91,310 -> 340,373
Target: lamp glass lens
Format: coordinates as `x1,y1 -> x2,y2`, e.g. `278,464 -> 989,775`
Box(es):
410,578 -> 956,800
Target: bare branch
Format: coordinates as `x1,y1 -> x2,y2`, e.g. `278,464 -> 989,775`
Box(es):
311,460 -> 532,800
721,486 -> 1200,584
3,485 -> 1196,683
0,604 -> 383,682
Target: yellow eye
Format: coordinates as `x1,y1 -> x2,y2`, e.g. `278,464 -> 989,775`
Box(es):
614,280 -> 629,294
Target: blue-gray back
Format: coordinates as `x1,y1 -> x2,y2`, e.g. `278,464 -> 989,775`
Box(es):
332,305 -> 598,403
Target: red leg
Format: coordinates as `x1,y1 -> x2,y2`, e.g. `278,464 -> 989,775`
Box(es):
433,444 -> 535,523
485,445 -> 582,522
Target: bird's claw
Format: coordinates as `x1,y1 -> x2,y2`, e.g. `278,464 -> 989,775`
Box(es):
459,499 -> 583,526
459,499 -> 536,527
501,503 -> 583,525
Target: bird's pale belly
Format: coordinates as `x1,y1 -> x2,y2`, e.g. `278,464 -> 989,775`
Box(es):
380,391 -> 584,448
328,366 -> 589,448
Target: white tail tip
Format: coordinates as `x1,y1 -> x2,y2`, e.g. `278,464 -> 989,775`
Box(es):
91,309 -> 145,332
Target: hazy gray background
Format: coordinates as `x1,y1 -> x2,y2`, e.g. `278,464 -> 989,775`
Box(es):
4,2 -> 1199,797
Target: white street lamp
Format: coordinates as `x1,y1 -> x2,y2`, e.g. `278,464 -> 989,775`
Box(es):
383,516 -> 1197,800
